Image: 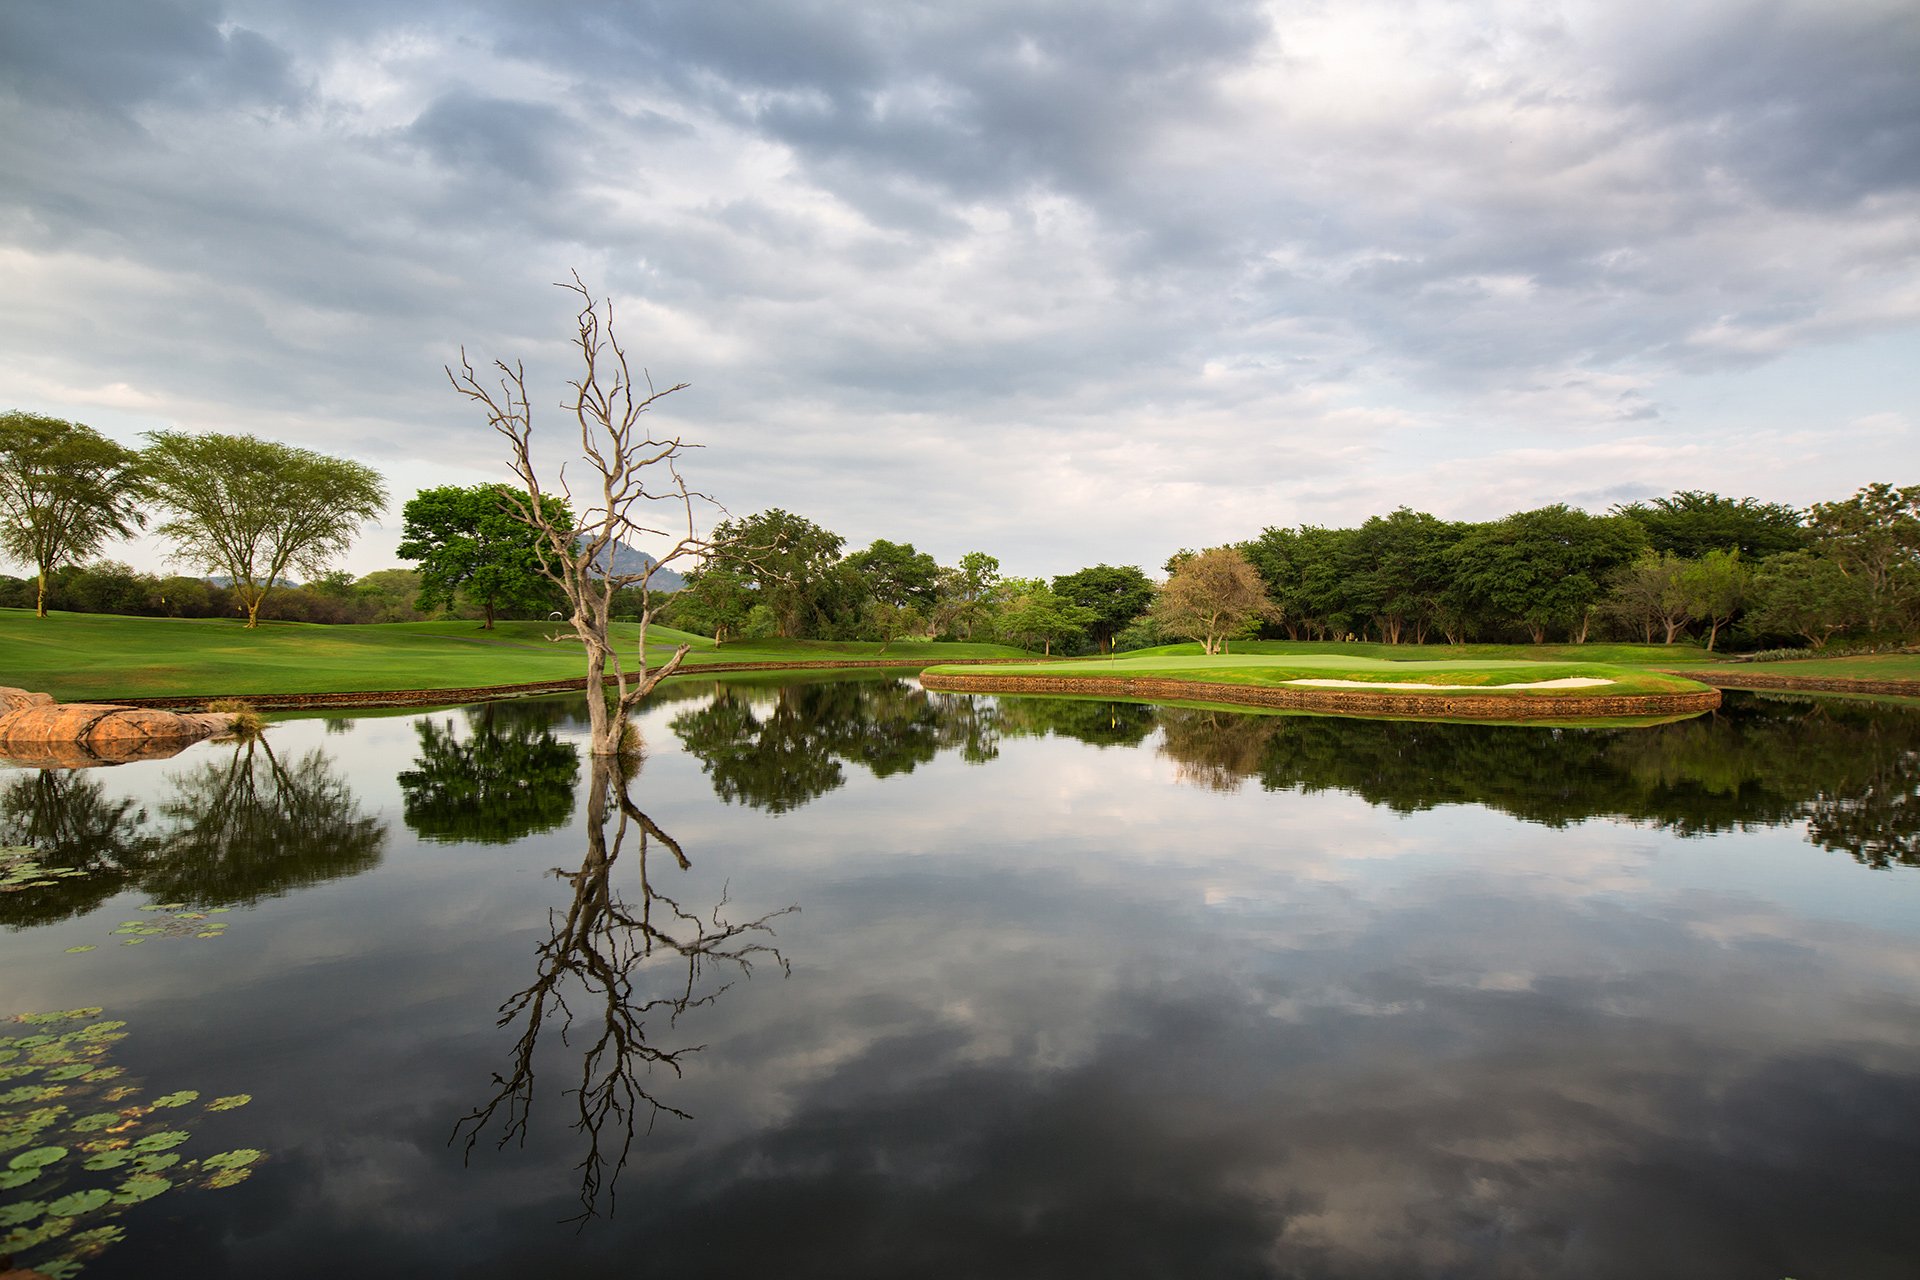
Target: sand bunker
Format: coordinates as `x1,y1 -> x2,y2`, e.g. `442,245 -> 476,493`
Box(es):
1285,676 -> 1616,691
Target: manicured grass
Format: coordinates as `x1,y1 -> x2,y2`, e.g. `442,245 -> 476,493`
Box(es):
928,652 -> 1713,699
1662,652 -> 1920,682
0,610 -> 1030,702
1119,639 -> 1711,665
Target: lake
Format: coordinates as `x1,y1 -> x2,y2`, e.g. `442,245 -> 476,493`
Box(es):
4,677 -> 1920,1278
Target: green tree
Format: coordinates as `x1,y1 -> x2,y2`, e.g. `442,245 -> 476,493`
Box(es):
845,538 -> 940,611
397,484 -> 569,628
0,411 -> 148,618
701,508 -> 848,638
934,551 -> 1001,640
998,578 -> 1097,655
1150,546 -> 1276,654
1448,506 -> 1647,643
1052,564 -> 1154,653
1602,551 -> 1692,644
1746,550 -> 1869,649
1614,490 -> 1806,560
1679,548 -> 1749,651
142,431 -> 387,628
1806,482 -> 1920,634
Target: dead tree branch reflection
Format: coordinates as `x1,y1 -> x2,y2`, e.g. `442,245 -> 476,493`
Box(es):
454,758 -> 794,1221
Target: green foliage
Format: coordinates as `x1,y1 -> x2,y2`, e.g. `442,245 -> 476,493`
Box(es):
1805,482 -> 1920,634
142,431 -> 388,628
1051,564 -> 1154,653
697,508 -> 849,639
396,484 -> 570,628
845,538 -> 940,610
1613,490 -> 1807,559
1745,550 -> 1871,649
1447,505 -> 1648,643
0,412 -> 148,619
1150,546 -> 1276,654
997,578 -> 1097,655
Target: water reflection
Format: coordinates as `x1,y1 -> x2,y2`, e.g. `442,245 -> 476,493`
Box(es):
1154,693 -> 1920,867
0,733 -> 385,924
663,680 -> 1920,871
399,701 -> 582,844
667,678 -> 1148,811
455,757 -> 794,1220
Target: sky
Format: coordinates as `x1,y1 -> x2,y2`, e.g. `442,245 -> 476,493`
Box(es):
2,0 -> 1917,581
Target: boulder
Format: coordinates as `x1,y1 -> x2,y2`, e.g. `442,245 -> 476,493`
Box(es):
0,687 -> 238,768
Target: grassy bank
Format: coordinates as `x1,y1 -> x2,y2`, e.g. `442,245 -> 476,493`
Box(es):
0,610 -> 1028,702
927,651 -> 1711,700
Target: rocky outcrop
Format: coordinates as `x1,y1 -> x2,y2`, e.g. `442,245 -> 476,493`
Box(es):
0,687 -> 237,769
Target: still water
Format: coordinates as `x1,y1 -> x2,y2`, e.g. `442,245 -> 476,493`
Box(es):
4,677 -> 1920,1278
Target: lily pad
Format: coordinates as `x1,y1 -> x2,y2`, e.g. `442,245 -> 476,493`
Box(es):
8,1145 -> 68,1169
130,1131 -> 189,1153
63,945 -> 96,954
110,1172 -> 171,1205
47,1187 -> 113,1217
151,1090 -> 199,1109
206,1094 -> 252,1112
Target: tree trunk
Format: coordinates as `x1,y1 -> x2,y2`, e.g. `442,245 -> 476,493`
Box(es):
35,571 -> 47,618
483,600 -> 496,630
245,594 -> 263,629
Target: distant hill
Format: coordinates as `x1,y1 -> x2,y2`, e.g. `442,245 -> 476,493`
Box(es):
582,536 -> 685,593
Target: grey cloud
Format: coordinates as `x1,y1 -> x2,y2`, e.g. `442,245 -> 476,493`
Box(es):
0,0 -> 303,117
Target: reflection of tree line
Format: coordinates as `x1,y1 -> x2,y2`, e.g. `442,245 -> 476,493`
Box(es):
1154,695 -> 1920,868
666,677 -> 1161,812
0,735 -> 387,926
662,681 -> 1920,870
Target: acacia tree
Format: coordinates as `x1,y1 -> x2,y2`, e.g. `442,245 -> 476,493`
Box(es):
0,412 -> 148,618
1151,546 -> 1276,654
397,483 -> 570,628
143,432 -> 387,628
450,275 -> 709,758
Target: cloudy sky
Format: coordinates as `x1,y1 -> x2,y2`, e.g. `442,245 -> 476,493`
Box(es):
2,0 -> 1917,580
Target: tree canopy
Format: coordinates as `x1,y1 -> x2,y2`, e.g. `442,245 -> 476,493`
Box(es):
0,411 -> 148,617
397,483 -> 570,628
1151,546 -> 1275,654
143,431 -> 387,628
1052,564 -> 1153,653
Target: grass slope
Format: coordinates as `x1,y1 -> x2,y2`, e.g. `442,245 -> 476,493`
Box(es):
1662,652 -> 1920,682
0,610 -> 1028,702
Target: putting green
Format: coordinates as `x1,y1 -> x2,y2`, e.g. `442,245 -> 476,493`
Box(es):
920,653 -> 1719,722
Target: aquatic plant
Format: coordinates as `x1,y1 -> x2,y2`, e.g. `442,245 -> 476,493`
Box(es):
0,1008 -> 262,1277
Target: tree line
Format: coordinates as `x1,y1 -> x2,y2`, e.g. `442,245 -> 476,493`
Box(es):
7,407 -> 1917,654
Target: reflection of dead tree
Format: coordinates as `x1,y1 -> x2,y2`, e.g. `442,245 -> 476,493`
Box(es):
454,759 -> 794,1220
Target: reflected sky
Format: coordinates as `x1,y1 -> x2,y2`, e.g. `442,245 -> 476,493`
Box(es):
4,683 -> 1920,1278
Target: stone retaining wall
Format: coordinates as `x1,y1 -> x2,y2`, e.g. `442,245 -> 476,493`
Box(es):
918,671 -> 1723,720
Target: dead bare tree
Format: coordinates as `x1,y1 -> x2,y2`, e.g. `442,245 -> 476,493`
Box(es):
449,274 -> 710,757
452,757 -> 794,1220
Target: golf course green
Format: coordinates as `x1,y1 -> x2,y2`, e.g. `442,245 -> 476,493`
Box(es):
920,649 -> 1722,720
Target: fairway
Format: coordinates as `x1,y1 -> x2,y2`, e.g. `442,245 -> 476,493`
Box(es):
0,610 -> 1028,703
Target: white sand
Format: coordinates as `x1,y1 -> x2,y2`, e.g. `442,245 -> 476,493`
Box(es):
1285,676 -> 1616,691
